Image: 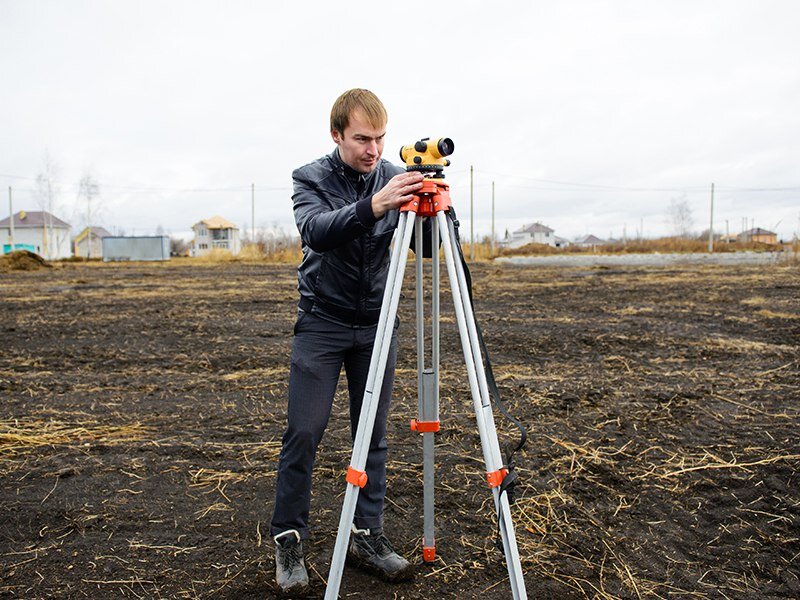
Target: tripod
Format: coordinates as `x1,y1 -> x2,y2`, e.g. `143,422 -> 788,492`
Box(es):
324,179 -> 527,599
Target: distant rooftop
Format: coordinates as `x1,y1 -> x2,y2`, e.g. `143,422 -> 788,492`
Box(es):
75,226 -> 113,243
516,222 -> 554,234
0,211 -> 71,229
198,216 -> 238,230
575,234 -> 606,245
741,227 -> 776,236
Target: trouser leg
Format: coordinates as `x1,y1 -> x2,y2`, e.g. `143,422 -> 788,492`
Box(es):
270,314 -> 345,540
345,324 -> 398,532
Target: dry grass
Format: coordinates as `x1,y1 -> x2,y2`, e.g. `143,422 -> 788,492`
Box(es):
0,419 -> 151,456
0,418 -> 152,476
497,237 -> 786,257
188,244 -> 303,264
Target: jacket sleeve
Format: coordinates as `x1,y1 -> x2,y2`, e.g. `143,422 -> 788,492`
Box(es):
292,169 -> 377,253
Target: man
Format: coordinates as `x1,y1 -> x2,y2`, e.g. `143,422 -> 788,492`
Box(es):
270,89 -> 425,594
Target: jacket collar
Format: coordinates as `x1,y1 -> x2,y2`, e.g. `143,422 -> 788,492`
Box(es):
330,148 -> 377,187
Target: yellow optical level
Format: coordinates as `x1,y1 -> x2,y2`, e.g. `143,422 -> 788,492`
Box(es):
400,137 -> 454,175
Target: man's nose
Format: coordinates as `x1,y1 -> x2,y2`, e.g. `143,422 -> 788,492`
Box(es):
365,140 -> 378,155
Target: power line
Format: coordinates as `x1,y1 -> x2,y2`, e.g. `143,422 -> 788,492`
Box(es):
0,174 -> 290,194
470,169 -> 800,193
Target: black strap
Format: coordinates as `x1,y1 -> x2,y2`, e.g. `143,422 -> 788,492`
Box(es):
446,209 -> 527,505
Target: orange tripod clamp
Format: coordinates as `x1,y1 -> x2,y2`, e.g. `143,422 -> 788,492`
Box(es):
486,468 -> 509,489
346,466 -> 368,488
400,179 -> 452,217
410,419 -> 441,433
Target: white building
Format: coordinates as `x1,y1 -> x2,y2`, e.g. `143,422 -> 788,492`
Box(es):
501,222 -> 556,248
74,226 -> 112,258
103,236 -> 170,261
191,216 -> 241,256
0,210 -> 72,259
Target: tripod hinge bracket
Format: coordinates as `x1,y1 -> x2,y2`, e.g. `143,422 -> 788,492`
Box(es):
486,468 -> 509,489
410,419 -> 440,433
346,466 -> 368,488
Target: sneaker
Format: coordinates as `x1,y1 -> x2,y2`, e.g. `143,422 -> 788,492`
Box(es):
274,530 -> 309,595
346,526 -> 414,582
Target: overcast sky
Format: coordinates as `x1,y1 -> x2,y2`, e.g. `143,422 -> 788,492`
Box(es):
2,0 -> 799,242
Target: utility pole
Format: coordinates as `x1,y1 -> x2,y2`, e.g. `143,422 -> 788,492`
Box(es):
708,182 -> 714,253
469,165 -> 474,261
491,181 -> 495,258
251,183 -> 255,245
8,187 -> 14,253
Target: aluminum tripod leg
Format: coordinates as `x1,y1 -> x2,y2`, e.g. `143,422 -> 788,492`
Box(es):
324,210 -> 416,600
414,215 -> 440,562
437,211 -> 528,599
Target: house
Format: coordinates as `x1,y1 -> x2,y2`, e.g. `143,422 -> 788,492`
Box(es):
191,216 -> 241,256
74,226 -> 112,258
573,234 -> 607,248
738,228 -> 778,245
501,222 -> 556,248
0,210 -> 72,259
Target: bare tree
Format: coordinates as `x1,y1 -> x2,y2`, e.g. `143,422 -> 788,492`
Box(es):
35,152 -> 63,258
77,172 -> 101,258
170,237 -> 189,256
667,195 -> 694,238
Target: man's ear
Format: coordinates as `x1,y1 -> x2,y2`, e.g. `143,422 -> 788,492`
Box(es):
331,129 -> 342,145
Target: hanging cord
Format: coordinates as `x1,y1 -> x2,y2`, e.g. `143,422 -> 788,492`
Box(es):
445,208 -> 527,548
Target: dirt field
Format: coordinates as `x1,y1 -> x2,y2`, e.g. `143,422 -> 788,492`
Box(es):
1,259 -> 798,599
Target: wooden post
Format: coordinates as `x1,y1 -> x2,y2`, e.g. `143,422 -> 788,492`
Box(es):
708,183 -> 714,253
251,183 -> 255,245
470,165 -> 474,261
8,187 -> 14,253
491,181 -> 495,258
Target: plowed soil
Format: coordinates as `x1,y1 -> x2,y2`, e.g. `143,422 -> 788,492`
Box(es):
1,259 -> 798,599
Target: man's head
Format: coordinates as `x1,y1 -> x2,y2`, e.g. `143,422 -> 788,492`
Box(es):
330,89 -> 387,174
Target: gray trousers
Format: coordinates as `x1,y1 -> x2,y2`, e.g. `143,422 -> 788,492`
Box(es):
270,310 -> 398,540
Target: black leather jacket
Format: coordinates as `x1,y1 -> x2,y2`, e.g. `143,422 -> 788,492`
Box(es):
293,149 -> 422,327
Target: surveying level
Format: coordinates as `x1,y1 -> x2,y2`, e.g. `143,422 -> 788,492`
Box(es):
325,139 -> 527,599
400,137 -> 454,177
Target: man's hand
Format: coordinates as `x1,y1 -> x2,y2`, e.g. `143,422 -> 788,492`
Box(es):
371,172 -> 425,219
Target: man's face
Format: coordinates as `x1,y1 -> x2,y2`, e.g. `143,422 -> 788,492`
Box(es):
331,109 -> 386,174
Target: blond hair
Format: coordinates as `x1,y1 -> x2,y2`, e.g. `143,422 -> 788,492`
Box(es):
330,89 -> 387,134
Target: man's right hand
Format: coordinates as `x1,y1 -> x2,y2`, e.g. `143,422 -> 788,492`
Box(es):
371,172 -> 425,219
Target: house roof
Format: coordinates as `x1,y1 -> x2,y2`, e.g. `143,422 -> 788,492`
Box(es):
516,222 -> 554,234
75,226 -> 113,244
741,228 -> 776,236
197,215 -> 238,230
0,211 -> 71,229
575,234 -> 606,244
